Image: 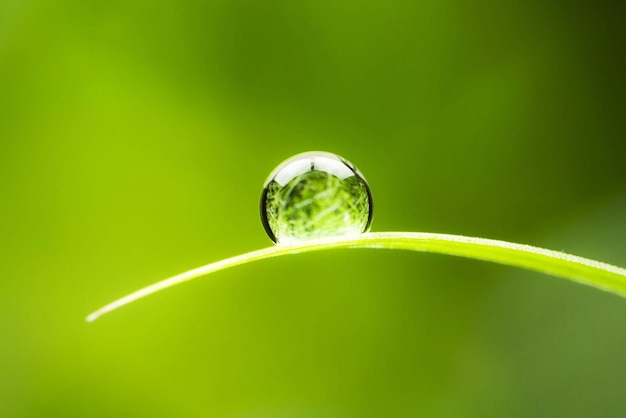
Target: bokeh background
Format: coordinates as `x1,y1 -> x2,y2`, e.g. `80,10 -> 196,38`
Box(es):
1,1 -> 625,417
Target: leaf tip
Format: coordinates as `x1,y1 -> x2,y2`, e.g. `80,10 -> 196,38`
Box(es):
86,312 -> 100,323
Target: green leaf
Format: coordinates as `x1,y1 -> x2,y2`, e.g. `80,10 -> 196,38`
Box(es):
86,232 -> 626,322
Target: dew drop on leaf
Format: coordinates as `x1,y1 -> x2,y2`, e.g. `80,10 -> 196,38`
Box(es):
261,151 -> 373,244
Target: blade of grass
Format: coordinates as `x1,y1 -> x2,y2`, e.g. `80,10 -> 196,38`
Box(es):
86,232 -> 626,322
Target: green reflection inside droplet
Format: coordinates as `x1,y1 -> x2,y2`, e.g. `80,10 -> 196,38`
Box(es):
261,151 -> 373,244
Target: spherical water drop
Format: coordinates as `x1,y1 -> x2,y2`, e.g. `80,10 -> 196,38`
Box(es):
261,151 -> 373,244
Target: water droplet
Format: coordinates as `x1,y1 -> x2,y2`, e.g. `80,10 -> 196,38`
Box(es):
261,151 -> 373,244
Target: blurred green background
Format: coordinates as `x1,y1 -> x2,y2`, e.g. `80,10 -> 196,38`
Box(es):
1,0 -> 625,417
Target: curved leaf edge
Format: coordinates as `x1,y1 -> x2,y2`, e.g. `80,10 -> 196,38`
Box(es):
86,232 -> 626,322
